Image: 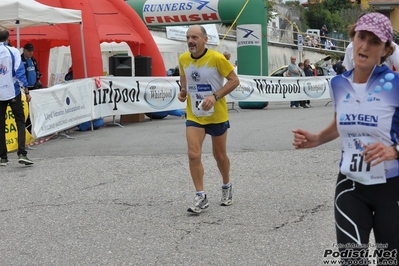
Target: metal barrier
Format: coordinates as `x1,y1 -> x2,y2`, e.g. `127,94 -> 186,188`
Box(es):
217,26 -> 350,52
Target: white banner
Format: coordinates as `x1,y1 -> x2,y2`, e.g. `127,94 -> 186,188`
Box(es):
29,79 -> 93,138
29,75 -> 330,138
93,77 -> 185,119
166,24 -> 220,45
227,75 -> 331,102
237,24 -> 262,47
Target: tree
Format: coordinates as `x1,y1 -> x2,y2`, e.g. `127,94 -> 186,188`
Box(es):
322,0 -> 352,12
305,3 -> 332,30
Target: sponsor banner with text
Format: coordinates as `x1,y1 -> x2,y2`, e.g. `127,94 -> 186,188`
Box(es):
226,75 -> 331,102
93,77 -> 185,119
28,75 -> 330,139
142,0 -> 221,26
29,79 -> 93,139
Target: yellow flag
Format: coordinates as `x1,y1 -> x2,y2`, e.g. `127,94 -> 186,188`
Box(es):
5,93 -> 35,152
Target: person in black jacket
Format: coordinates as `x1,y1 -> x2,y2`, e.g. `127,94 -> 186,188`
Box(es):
320,25 -> 328,48
333,55 -> 347,75
21,43 -> 42,90
21,43 -> 42,133
300,59 -> 313,108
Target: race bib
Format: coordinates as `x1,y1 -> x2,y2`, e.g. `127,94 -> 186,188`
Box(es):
188,84 -> 214,117
340,136 -> 386,185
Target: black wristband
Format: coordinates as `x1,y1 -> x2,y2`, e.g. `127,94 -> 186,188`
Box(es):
213,93 -> 220,101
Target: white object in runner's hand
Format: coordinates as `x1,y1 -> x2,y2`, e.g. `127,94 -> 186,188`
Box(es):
198,101 -> 203,110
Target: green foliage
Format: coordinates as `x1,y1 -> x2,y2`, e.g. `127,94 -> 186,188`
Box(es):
338,4 -> 364,31
303,1 -> 370,41
328,13 -> 345,33
284,1 -> 302,7
304,5 -> 331,29
322,0 -> 352,12
394,31 -> 399,44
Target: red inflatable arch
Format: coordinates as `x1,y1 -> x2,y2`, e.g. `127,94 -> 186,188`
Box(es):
9,0 -> 165,87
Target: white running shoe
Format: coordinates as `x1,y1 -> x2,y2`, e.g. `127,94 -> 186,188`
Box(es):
187,194 -> 209,213
221,185 -> 233,206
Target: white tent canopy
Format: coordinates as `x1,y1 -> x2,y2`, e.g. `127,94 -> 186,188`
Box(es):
1,0 -> 94,130
0,0 -> 85,76
0,0 -> 82,29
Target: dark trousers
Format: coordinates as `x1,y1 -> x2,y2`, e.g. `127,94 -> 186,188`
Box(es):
0,93 -> 27,158
335,173 -> 399,265
321,38 -> 326,48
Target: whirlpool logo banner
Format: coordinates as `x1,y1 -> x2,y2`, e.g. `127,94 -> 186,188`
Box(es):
28,75 -> 330,139
94,77 -> 185,119
226,75 -> 331,102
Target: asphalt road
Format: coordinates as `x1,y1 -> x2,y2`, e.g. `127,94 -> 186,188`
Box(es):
0,100 -> 347,266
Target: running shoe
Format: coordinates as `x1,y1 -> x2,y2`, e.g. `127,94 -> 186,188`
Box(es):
221,184 -> 233,206
0,158 -> 9,166
18,155 -> 33,165
187,194 -> 209,213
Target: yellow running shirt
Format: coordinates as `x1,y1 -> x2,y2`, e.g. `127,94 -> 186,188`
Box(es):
179,49 -> 234,125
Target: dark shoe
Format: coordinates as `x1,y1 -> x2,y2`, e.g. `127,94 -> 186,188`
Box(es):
18,155 -> 33,165
0,158 -> 9,166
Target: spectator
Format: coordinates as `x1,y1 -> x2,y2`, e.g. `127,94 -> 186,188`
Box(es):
327,64 -> 336,76
298,62 -> 305,76
65,65 -> 73,81
312,36 -> 320,48
303,59 -> 314,77
21,43 -> 42,90
0,30 -> 33,166
298,62 -> 310,108
306,35 -> 312,47
172,66 -> 179,76
325,39 -> 333,50
301,59 -> 313,108
177,25 -> 239,213
320,25 -> 328,48
333,55 -> 346,75
223,51 -> 231,61
21,43 -> 41,133
288,56 -> 302,108
330,41 -> 336,50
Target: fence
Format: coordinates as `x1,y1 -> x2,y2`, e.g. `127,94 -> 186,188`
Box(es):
218,26 -> 351,52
